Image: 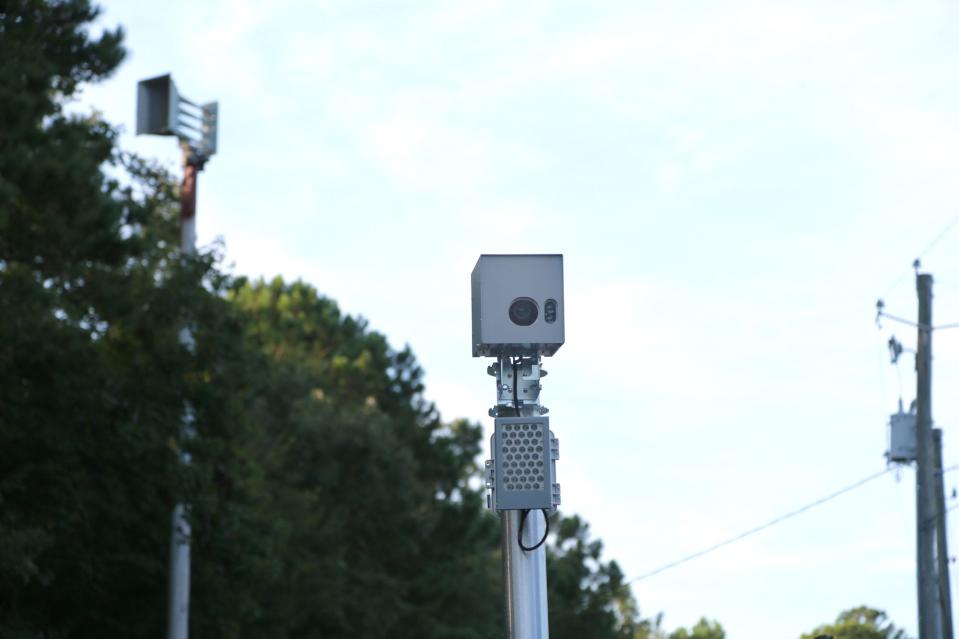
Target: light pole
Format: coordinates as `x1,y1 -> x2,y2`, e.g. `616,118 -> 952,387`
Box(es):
136,73 -> 219,639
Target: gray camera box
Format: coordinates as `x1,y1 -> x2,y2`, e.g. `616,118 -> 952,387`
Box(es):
493,417 -> 553,510
471,254 -> 564,357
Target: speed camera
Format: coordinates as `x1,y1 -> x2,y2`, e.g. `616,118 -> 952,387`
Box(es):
471,254 -> 564,357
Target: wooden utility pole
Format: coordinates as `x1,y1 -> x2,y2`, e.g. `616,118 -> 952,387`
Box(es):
916,272 -> 941,639
934,427 -> 954,639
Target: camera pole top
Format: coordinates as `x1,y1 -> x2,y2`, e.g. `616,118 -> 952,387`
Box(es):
471,254 -> 564,358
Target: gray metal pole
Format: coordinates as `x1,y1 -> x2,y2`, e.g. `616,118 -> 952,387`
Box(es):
934,428 -> 954,639
496,355 -> 550,639
167,503 -> 191,639
916,272 -> 941,639
167,152 -> 200,639
502,510 -> 550,638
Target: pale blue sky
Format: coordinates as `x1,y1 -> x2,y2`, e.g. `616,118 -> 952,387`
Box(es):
83,1 -> 959,637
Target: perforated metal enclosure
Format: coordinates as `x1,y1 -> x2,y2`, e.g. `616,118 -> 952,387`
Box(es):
491,417 -> 556,510
471,254 -> 564,357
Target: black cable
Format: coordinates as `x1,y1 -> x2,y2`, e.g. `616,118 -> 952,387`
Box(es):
512,356 -> 520,415
518,509 -> 550,552
511,356 -> 548,552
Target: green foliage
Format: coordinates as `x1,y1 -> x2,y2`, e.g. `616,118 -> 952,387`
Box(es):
0,2 -> 191,636
669,618 -> 726,639
0,0 -> 125,271
214,277 -> 504,639
548,514 -> 647,639
799,606 -> 910,639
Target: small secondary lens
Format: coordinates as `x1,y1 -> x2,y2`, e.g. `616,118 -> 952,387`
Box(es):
509,298 -> 538,326
544,299 -> 557,324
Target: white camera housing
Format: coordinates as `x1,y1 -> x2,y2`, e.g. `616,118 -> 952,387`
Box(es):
471,254 -> 565,357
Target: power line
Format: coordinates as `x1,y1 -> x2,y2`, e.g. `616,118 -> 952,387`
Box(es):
880,213 -> 959,299
625,467 -> 893,584
917,213 -> 959,261
925,499 -> 959,527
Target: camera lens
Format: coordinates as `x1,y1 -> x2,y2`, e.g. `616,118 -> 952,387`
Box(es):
508,298 -> 538,326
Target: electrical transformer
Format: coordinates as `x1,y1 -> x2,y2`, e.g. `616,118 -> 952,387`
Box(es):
889,409 -> 917,463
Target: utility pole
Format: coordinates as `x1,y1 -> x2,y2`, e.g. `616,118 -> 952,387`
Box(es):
934,427 -> 954,639
916,272 -> 941,639
136,73 -> 218,639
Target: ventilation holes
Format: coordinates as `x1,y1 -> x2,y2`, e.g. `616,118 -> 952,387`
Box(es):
499,423 -> 549,492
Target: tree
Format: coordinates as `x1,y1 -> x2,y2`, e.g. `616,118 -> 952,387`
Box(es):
0,3 -> 254,636
217,277 -> 504,639
547,514 -> 648,639
669,618 -> 726,639
800,606 -> 910,639
0,2 -> 166,636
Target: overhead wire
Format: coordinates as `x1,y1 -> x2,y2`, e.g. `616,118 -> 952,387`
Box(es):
625,467 -> 894,584
626,465 -> 959,585
880,212 -> 959,300
917,213 -> 959,262
658,215 -> 959,596
923,499 -> 959,528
